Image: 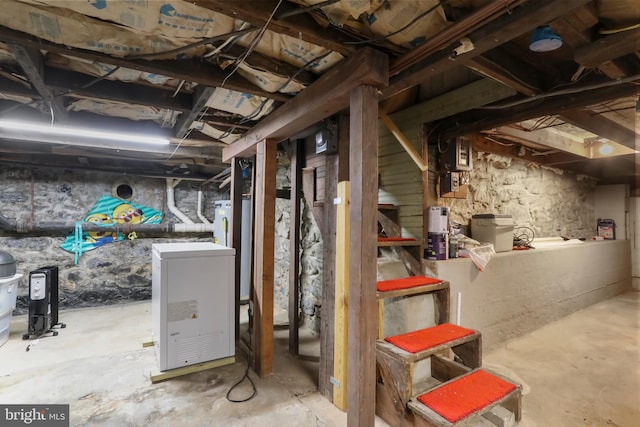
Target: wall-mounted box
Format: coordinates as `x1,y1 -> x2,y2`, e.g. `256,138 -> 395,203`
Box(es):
441,136 -> 472,171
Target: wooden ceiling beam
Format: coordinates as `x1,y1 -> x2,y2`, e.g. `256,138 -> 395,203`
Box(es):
44,66 -> 193,113
223,47 -> 388,161
0,74 -> 38,99
437,83 -> 640,140
193,0 -> 356,56
383,0 -> 592,99
466,53 -> 542,96
0,25 -> 290,103
559,110 -> 637,150
574,28 -> 640,68
471,133 -> 581,166
7,43 -> 68,121
174,86 -> 215,138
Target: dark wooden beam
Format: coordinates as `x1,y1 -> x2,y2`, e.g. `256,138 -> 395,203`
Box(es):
437,83 -> 639,140
175,86 -> 215,138
8,43 -> 67,121
193,0 -> 355,56
470,133 -> 583,166
0,25 -> 290,102
319,114 -> 349,401
466,53 -> 542,96
230,158 -> 244,340
288,139 -> 303,355
223,47 -> 388,161
347,85 -> 379,427
383,0 -> 592,99
560,110 -> 638,151
0,75 -> 39,99
252,139 -> 277,377
575,28 -> 640,68
44,66 -> 192,113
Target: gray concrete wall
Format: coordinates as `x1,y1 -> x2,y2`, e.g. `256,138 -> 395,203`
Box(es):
0,166 -> 227,313
423,240 -> 632,349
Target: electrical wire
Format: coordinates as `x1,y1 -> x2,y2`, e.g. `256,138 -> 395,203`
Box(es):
513,226 -> 535,248
345,1 -> 446,45
225,347 -> 257,403
599,22 -> 640,34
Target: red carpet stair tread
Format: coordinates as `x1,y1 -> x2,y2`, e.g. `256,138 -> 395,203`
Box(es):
377,237 -> 418,242
377,275 -> 443,293
385,323 -> 475,354
414,369 -> 519,423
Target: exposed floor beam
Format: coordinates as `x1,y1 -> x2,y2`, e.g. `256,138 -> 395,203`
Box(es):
560,110 -> 638,150
8,43 -> 67,121
466,54 -> 541,96
575,28 -> 640,68
437,83 -> 639,140
44,66 -> 192,113
0,26 -> 290,103
223,47 -> 388,161
193,0 -> 356,56
382,0 -> 592,99
174,86 -> 215,138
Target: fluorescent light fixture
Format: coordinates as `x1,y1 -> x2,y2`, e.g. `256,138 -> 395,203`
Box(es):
0,119 -> 170,145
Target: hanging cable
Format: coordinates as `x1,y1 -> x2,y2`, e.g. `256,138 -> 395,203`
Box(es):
345,1 -> 446,45
225,347 -> 257,403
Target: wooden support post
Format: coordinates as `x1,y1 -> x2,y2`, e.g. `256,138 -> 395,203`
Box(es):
379,112 -> 427,171
347,85 -> 379,427
252,139 -> 277,377
230,158 -> 244,340
320,115 -> 349,401
422,124 -> 431,253
289,139 -> 303,355
333,181 -> 350,410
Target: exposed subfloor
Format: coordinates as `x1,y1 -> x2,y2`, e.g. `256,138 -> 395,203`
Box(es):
1,291 -> 638,426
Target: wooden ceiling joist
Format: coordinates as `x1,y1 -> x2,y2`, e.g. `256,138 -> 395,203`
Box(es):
574,27 -> 640,68
44,67 -> 193,113
0,26 -> 290,103
193,0 -> 356,56
437,82 -> 640,140
7,43 -> 67,121
174,86 -> 216,138
560,110 -> 637,150
223,47 -> 388,161
383,0 -> 592,99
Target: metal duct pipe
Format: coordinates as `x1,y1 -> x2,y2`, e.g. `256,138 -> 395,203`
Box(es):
196,190 -> 211,224
0,216 -> 211,234
166,178 -> 194,224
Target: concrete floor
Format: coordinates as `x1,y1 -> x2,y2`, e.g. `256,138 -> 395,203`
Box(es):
1,291 -> 638,426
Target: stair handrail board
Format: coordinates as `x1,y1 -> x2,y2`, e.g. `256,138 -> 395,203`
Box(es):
376,330 -> 481,364
376,280 -> 449,300
407,369 -> 522,426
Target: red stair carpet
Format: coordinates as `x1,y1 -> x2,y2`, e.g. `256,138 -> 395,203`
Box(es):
385,323 -> 474,353
417,369 -> 517,423
377,275 -> 442,292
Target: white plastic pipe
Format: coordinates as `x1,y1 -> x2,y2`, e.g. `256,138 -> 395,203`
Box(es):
456,292 -> 462,325
196,190 -> 211,224
173,223 -> 213,233
166,178 -> 194,224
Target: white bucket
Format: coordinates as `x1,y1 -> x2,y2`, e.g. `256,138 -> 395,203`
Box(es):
0,273 -> 22,347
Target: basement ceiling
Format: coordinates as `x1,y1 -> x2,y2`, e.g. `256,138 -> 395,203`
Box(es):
0,0 -> 637,184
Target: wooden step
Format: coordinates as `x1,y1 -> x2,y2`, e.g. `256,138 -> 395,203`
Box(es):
377,275 -> 447,299
376,324 -> 482,411
408,369 -> 522,426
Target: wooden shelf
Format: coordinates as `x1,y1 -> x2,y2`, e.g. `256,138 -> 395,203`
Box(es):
377,239 -> 421,247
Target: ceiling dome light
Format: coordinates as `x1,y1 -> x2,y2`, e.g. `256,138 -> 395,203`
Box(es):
598,141 -> 613,155
529,25 -> 563,52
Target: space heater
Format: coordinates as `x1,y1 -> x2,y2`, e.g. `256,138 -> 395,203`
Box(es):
23,266 -> 65,340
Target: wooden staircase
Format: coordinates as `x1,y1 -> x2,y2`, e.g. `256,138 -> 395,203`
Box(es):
377,204 -> 422,275
375,276 -> 522,426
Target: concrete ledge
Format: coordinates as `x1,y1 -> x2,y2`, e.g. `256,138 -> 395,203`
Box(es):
423,240 -> 632,349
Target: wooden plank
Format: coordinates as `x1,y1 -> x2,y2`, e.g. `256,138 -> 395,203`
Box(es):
347,85 -> 379,427
175,86 -> 215,138
333,181 -> 350,411
377,281 -> 449,301
320,114 -> 349,401
560,110 -> 637,151
223,48 -> 388,161
288,139 -> 303,355
252,139 -> 277,377
379,112 -> 428,171
422,123 -> 431,247
150,356 -> 235,383
0,26 -> 289,102
377,240 -> 420,248
8,43 -> 67,121
193,0 -> 355,56
431,354 -> 472,383
382,0 -> 592,99
230,158 -> 244,340
302,167 -> 324,232
575,28 -> 640,68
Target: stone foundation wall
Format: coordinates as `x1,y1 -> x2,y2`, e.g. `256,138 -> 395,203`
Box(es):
0,166 -> 227,313
431,151 -> 597,239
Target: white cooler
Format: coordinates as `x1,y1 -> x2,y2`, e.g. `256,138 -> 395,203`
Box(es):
471,214 -> 514,252
0,273 -> 22,347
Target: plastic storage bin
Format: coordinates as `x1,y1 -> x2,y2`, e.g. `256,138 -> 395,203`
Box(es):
0,273 -> 22,347
471,214 -> 514,252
